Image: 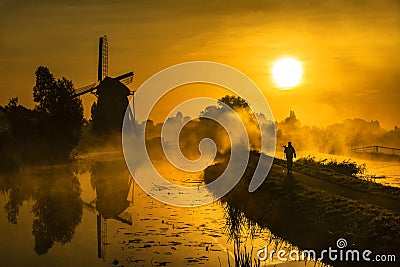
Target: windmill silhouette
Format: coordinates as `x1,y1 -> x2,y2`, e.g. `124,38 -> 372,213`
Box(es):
73,35 -> 134,135
72,35 -> 134,98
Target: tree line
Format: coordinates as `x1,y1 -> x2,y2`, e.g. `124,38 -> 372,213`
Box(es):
0,66 -> 84,171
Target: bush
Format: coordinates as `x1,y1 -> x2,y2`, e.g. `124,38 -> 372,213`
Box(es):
297,156 -> 366,177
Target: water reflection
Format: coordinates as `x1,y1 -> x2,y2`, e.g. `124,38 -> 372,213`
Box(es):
1,154 -> 330,266
0,166 -> 83,255
88,159 -> 134,260
90,160 -> 133,220
223,193 -> 260,242
221,191 -> 326,267
0,157 -> 135,262
223,193 -> 262,267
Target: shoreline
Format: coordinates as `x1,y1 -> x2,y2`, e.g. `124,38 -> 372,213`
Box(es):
204,151 -> 400,266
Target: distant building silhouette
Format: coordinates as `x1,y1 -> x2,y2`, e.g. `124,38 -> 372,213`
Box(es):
285,110 -> 297,123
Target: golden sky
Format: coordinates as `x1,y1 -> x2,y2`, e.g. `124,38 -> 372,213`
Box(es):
0,0 -> 399,129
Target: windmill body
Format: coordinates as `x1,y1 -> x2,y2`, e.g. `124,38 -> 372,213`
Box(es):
92,77 -> 131,135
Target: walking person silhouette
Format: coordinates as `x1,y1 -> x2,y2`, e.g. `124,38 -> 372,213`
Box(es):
283,142 -> 296,173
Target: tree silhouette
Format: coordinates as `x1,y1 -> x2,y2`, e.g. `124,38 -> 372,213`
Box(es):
0,98 -> 41,165
220,95 -> 262,151
33,67 -> 57,116
90,101 -> 97,123
33,66 -> 84,161
218,95 -> 249,109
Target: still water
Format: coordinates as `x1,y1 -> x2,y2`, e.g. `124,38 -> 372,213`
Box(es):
0,152 -> 316,267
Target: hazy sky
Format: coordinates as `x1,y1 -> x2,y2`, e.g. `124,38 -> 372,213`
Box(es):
1,0 -> 399,129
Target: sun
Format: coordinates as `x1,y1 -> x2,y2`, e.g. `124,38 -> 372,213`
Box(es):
272,57 -> 303,89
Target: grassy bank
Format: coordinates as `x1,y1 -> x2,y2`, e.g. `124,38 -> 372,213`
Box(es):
275,156 -> 400,201
204,152 -> 400,266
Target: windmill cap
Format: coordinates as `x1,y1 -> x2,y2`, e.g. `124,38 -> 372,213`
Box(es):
97,77 -> 130,96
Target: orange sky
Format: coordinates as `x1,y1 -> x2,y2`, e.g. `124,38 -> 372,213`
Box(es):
0,0 -> 399,129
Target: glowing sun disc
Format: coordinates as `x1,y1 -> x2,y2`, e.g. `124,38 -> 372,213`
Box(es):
272,57 -> 303,88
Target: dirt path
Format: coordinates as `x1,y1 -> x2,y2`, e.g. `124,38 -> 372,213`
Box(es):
273,164 -> 400,212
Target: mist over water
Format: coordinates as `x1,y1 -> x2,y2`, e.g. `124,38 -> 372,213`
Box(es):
144,104 -> 400,188
274,111 -> 400,187
276,111 -> 400,154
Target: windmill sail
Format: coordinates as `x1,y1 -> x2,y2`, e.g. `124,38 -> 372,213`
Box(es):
72,82 -> 98,97
98,35 -> 108,81
115,71 -> 134,85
